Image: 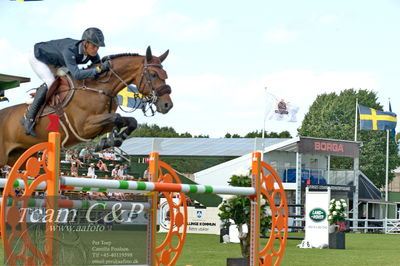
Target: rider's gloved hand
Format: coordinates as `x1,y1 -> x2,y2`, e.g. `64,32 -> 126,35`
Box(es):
93,61 -> 111,75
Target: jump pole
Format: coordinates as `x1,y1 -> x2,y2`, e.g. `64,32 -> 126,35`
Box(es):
0,178 -> 151,194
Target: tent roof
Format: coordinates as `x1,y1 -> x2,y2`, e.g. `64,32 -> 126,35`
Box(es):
0,73 -> 30,91
119,137 -> 289,156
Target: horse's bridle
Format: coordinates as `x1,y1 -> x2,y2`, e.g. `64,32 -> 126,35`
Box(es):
107,58 -> 171,116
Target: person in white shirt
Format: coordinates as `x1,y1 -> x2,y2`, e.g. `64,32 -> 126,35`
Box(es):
117,166 -> 125,179
87,163 -> 97,179
111,165 -> 120,179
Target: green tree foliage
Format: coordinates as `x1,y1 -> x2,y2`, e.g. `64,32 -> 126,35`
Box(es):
225,130 -> 292,138
129,123 -> 208,138
298,89 -> 399,188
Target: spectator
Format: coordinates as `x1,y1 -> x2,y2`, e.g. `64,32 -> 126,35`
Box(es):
117,165 -> 125,179
79,146 -> 91,163
111,165 -> 120,179
143,168 -> 150,180
96,160 -> 109,172
70,154 -> 82,177
65,150 -> 73,162
87,163 -> 97,179
1,165 -> 11,178
122,164 -> 129,176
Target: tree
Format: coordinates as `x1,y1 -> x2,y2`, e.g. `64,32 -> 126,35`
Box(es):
298,89 -> 399,188
225,130 -> 292,138
129,123 -> 195,138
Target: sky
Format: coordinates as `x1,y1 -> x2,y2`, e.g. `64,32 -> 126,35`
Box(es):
1,0 -> 400,138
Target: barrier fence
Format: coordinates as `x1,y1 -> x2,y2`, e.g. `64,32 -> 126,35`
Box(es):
0,132 -> 288,266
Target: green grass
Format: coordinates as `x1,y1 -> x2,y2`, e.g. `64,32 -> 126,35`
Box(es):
1,232 -> 400,265
167,233 -> 400,266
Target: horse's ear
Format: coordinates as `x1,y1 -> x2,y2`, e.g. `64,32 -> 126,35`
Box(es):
146,46 -> 152,62
159,50 -> 169,63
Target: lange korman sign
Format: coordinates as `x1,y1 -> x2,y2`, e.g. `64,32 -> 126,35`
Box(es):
299,137 -> 360,158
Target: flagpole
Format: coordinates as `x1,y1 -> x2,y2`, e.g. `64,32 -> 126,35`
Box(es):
385,128 -> 389,232
385,130 -> 390,202
262,87 -> 267,140
261,87 -> 267,160
354,98 -> 358,141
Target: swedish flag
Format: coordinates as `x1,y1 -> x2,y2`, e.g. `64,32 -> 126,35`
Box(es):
0,90 -> 8,102
117,85 -> 146,109
359,104 -> 397,130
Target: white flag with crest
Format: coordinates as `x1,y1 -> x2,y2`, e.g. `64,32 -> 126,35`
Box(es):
264,92 -> 299,122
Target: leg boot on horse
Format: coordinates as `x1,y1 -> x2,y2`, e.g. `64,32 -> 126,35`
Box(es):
94,115 -> 137,151
20,83 -> 48,137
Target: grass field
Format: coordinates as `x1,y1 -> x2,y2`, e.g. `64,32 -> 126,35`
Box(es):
173,232 -> 400,266
1,232 -> 400,265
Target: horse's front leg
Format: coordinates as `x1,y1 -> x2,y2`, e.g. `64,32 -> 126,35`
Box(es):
112,115 -> 138,147
83,113 -> 137,151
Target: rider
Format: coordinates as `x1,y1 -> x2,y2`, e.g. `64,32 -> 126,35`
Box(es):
23,27 -> 110,137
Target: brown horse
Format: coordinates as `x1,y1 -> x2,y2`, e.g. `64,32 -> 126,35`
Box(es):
0,46 -> 173,167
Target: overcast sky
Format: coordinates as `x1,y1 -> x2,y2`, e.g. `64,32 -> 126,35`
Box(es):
1,0 -> 399,138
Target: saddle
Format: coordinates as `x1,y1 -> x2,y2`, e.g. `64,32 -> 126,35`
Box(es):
35,72 -> 76,119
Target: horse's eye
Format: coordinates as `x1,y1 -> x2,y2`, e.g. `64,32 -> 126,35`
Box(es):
151,73 -> 158,79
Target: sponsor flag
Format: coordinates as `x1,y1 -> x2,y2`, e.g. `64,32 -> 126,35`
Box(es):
265,92 -> 299,122
358,104 -> 397,130
117,85 -> 146,109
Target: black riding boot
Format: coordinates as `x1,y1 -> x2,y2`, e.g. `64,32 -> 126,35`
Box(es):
21,83 -> 48,137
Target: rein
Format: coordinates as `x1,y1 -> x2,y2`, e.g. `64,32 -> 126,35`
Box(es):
58,56 -> 170,117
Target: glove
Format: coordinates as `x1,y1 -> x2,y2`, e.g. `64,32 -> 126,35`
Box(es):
100,60 -> 111,72
93,61 -> 111,75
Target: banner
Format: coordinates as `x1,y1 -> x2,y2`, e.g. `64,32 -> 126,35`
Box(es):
265,92 -> 299,122
358,104 -> 397,130
304,187 -> 330,248
158,198 -> 220,234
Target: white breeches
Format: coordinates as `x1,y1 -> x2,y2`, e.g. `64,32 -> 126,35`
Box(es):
29,50 -> 55,88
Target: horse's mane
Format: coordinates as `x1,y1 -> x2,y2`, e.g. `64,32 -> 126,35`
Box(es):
101,53 -> 140,62
86,53 -> 141,68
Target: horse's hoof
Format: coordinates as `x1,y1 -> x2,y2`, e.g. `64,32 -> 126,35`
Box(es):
114,138 -> 123,147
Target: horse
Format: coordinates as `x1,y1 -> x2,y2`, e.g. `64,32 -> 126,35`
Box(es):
0,46 -> 173,167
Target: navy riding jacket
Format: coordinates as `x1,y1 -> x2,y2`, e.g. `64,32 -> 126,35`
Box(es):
34,38 -> 101,80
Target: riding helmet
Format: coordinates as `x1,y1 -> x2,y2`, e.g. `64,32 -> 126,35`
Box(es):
82,27 -> 105,47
